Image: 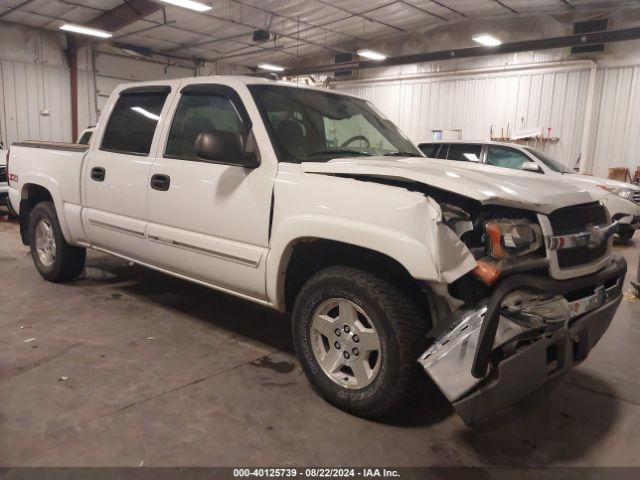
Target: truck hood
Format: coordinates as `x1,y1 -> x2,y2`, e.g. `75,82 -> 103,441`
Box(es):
301,157 -> 596,214
558,173 -> 640,192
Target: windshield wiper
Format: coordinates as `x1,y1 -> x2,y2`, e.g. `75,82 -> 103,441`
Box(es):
383,151 -> 417,157
306,149 -> 372,157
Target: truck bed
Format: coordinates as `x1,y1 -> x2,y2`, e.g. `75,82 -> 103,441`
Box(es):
9,141 -> 88,211
12,141 -> 89,153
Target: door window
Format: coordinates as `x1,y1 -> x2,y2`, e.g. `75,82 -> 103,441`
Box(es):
447,144 -> 481,162
101,89 -> 170,155
486,146 -> 531,170
165,91 -> 245,160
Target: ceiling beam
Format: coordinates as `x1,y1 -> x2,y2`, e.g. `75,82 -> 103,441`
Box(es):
429,0 -> 467,17
281,26 -> 640,76
312,0 -> 405,33
0,0 -> 35,19
399,1 -> 448,21
67,0 -> 163,50
558,0 -> 576,9
491,0 -> 518,14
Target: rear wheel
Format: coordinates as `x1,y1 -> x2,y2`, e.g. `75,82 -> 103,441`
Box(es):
29,201 -> 86,282
292,266 -> 429,418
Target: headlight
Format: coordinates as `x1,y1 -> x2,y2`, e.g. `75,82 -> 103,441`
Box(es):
597,184 -> 635,200
484,219 -> 544,258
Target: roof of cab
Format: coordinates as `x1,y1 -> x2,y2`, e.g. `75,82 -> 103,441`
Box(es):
113,75 -> 360,98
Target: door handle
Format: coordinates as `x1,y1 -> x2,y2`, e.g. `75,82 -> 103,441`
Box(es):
150,174 -> 171,191
90,167 -> 105,182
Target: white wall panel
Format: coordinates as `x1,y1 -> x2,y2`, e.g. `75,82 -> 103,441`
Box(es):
590,66 -> 640,178
337,66 -> 591,170
0,59 -> 72,145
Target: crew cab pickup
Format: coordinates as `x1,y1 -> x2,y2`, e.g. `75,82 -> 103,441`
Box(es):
7,76 -> 626,424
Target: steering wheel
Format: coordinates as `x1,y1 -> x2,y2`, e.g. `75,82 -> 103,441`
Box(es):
340,135 -> 370,148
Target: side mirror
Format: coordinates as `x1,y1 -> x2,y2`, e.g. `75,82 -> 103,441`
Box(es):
194,131 -> 260,168
521,162 -> 541,173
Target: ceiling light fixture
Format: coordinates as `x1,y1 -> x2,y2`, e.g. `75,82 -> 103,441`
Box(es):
357,49 -> 387,61
258,63 -> 284,72
472,33 -> 502,47
59,23 -> 112,38
158,0 -> 212,12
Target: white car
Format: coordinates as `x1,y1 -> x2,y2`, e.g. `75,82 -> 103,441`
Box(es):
419,141 -> 640,242
7,76 -> 626,424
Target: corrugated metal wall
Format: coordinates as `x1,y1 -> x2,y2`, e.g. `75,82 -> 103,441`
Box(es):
336,65 -> 591,171
0,59 -> 72,145
93,52 -> 195,115
590,65 -> 640,178
337,62 -> 640,177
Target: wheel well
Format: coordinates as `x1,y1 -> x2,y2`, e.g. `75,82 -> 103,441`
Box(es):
22,184 -> 53,209
19,184 -> 54,245
283,239 -> 429,316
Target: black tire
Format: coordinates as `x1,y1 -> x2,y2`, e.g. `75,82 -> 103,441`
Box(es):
618,229 -> 635,244
28,201 -> 86,282
292,266 -> 429,418
5,197 -> 18,219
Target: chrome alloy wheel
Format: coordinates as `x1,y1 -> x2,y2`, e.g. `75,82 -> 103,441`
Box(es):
310,298 -> 382,389
35,218 -> 56,267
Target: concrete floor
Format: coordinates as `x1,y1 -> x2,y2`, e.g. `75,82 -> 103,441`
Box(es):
1,209 -> 639,467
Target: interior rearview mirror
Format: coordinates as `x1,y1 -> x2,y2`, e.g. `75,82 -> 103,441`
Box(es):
194,131 -> 260,169
521,162 -> 541,173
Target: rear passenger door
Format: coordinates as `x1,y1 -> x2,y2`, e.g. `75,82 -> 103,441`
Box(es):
83,85 -> 173,261
144,83 -> 276,301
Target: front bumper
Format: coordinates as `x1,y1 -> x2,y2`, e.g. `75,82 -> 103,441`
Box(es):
419,256 -> 627,425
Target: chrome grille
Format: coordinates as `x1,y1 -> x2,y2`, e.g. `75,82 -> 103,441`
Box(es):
632,190 -> 640,205
548,202 -> 609,269
0,166 -> 6,183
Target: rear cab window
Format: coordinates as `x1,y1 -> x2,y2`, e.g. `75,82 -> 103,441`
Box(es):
101,86 -> 171,155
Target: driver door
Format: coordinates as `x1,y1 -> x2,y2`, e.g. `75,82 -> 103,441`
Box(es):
145,83 -> 276,300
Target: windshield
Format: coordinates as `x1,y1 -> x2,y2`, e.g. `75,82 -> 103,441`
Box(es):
524,147 -> 575,174
249,84 -> 422,162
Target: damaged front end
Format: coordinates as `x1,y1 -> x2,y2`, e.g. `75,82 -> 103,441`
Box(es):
419,256 -> 626,425
420,197 -> 627,425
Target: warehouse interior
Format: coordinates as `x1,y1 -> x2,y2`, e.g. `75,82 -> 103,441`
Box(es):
1,0 -> 640,474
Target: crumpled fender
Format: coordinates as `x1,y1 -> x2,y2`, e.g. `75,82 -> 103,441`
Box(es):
266,170 -> 477,309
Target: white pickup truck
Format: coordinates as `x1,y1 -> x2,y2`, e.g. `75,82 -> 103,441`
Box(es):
7,76 -> 627,424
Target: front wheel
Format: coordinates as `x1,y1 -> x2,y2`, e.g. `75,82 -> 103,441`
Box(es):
292,266 -> 429,418
28,201 -> 86,282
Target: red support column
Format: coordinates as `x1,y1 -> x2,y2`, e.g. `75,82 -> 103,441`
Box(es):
67,48 -> 78,142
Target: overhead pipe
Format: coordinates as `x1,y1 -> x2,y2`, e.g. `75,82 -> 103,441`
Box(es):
281,27 -> 640,77
332,59 -> 597,86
